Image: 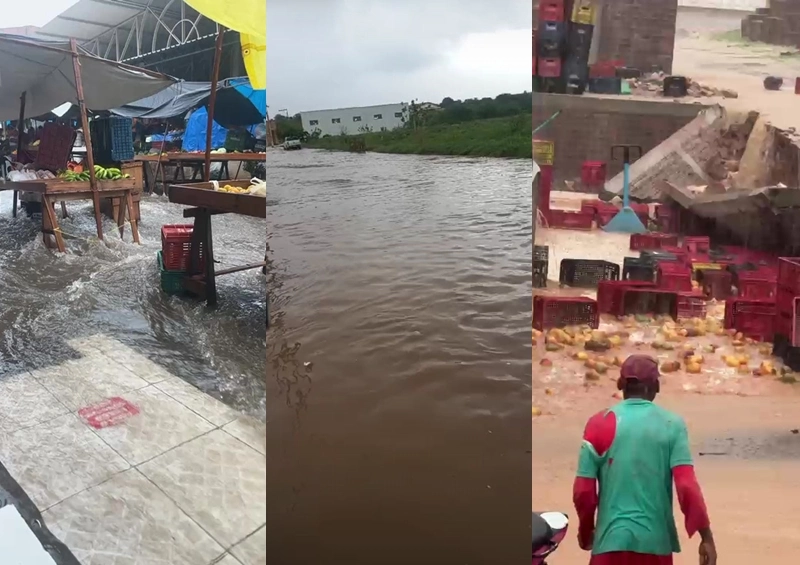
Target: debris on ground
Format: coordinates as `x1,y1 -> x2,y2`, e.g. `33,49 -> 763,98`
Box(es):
533,305 -> 797,416
629,72 -> 739,99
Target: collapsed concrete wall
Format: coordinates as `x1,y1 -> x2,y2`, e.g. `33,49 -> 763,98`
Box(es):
532,93 -> 705,190
601,106 -> 758,200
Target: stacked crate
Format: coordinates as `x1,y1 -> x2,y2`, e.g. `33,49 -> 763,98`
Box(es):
159,225 -> 204,296
534,0 -> 567,94
563,0 -> 596,95
742,3 -> 800,47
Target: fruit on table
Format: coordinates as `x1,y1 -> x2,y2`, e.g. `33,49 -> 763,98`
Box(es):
59,165 -> 130,182
218,184 -> 250,194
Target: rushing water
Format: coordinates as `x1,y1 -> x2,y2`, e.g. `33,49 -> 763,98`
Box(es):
267,149 -> 532,563
0,190 -> 266,420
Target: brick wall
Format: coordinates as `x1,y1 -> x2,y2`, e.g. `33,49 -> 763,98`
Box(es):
597,0 -> 679,73
533,94 -> 701,190
534,1 -> 679,73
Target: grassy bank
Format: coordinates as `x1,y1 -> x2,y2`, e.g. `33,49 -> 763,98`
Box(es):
305,114 -> 531,159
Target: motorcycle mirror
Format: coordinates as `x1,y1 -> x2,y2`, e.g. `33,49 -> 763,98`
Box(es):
540,512 -> 568,531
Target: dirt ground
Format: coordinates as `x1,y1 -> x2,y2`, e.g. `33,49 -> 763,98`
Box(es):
533,223 -> 800,564
673,8 -> 800,132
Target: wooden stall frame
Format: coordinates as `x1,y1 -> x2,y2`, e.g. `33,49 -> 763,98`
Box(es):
168,180 -> 265,306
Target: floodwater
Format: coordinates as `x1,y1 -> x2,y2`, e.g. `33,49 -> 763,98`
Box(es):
0,190 -> 266,420
266,149 -> 532,563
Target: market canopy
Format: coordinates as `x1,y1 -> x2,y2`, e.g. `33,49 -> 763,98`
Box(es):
109,77 -> 266,127
184,0 -> 265,89
0,34 -> 175,121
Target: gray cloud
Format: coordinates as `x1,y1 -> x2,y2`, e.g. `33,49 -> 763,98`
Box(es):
268,0 -> 530,113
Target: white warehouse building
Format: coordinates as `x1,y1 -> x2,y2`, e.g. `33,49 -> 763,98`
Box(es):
300,103 -> 408,137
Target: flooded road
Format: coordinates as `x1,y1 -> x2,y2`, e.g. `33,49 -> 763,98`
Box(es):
267,149 -> 532,562
0,191 -> 266,420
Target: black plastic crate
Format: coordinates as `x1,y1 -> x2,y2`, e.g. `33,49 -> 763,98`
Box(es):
567,23 -> 593,60
640,250 -> 678,262
559,259 -> 620,288
90,116 -> 134,164
623,257 -> 656,282
536,21 -> 566,57
533,76 -> 566,94
534,259 -> 548,288
774,333 -> 790,359
588,77 -> 622,95
534,245 -> 549,262
563,55 -> 589,95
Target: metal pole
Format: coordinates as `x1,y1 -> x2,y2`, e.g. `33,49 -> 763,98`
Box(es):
70,38 -> 104,240
12,92 -> 26,218
204,27 -> 226,182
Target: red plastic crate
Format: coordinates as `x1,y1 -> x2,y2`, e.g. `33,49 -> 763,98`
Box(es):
778,257 -> 800,295
533,295 -> 599,330
736,270 -> 777,300
657,264 -> 692,291
596,209 -> 619,227
629,233 -> 679,251
546,209 -> 594,230
723,299 -> 776,342
683,236 -> 710,254
538,0 -> 565,22
677,293 -> 707,319
621,289 -> 679,319
581,161 -> 607,191
777,286 -> 797,322
597,280 -> 657,316
699,269 -> 733,300
161,225 -> 196,271
537,57 -> 562,78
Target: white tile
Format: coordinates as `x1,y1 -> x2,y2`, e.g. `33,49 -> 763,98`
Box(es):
0,373 -> 70,433
91,386 -> 214,465
155,376 -> 239,427
222,416 -> 266,456
0,414 -> 129,509
0,505 -> 57,564
31,358 -> 149,411
77,335 -> 172,384
231,526 -> 266,565
43,468 -> 224,565
212,555 -> 242,565
139,430 -> 266,548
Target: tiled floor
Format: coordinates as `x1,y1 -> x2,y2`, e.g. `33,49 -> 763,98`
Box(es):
0,335 -> 266,565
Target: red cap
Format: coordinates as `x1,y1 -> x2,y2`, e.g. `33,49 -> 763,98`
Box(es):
620,354 -> 660,383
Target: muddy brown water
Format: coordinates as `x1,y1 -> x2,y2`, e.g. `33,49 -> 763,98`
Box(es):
267,149 -> 532,563
0,191 -> 266,420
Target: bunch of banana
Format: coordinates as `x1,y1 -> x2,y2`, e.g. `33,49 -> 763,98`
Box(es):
93,165 -> 130,180
61,170 -> 91,182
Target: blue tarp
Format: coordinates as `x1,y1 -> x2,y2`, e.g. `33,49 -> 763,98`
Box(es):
181,107 -> 227,152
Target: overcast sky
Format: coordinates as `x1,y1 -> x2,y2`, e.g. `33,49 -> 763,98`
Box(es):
268,0 -> 531,114
3,0 -> 77,27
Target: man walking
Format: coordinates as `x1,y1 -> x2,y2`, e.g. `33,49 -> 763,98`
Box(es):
572,355 -> 717,565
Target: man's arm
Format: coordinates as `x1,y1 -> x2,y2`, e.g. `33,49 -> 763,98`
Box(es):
670,417 -> 711,538
573,410 -> 615,550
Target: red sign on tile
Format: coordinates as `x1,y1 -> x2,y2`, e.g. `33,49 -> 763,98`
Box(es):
78,397 -> 140,429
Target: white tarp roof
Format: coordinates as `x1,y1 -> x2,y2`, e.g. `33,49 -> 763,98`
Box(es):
0,34 -> 175,120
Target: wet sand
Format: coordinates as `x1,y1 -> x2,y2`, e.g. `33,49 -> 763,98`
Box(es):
534,227 -> 800,564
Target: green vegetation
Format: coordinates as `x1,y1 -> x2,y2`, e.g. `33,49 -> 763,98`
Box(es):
277,92 -> 532,158
306,114 -> 531,158
711,29 -> 747,43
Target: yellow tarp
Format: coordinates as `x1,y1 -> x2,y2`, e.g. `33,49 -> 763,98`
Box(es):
184,0 -> 265,89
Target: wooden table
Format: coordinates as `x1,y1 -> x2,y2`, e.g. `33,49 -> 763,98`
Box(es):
2,178 -> 140,252
168,180 -> 265,306
137,152 -> 266,193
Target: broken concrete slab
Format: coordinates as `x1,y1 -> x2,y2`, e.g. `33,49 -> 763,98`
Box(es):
601,106 -> 757,202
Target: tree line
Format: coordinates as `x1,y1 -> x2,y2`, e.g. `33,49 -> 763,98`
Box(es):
273,91 -> 532,140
